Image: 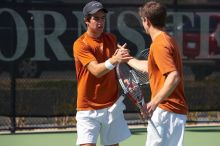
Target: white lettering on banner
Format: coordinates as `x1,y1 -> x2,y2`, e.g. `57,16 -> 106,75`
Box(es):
0,8 -> 220,61
167,12 -> 195,59
117,11 -> 146,55
197,12 -> 211,58
29,10 -> 71,61
0,8 -> 28,61
72,11 -> 86,37
197,12 -> 220,59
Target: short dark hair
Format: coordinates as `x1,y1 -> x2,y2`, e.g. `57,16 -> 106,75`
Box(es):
139,1 -> 167,28
84,14 -> 92,22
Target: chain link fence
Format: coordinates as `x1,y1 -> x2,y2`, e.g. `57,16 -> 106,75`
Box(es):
0,65 -> 220,132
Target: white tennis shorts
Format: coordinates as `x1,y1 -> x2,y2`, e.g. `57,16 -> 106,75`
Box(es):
76,96 -> 131,145
146,107 -> 187,146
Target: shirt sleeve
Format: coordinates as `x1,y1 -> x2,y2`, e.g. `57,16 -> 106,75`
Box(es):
73,41 -> 96,67
152,43 -> 177,75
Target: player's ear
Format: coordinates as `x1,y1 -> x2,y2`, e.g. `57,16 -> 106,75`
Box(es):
146,18 -> 152,27
84,17 -> 89,25
84,16 -> 91,26
142,17 -> 147,22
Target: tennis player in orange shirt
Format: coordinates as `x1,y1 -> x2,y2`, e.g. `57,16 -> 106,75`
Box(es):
118,1 -> 188,146
73,1 -> 132,146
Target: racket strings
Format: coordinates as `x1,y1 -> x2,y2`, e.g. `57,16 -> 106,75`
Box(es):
138,49 -> 149,59
133,70 -> 149,85
127,86 -> 142,100
135,48 -> 150,85
140,51 -> 149,58
117,63 -> 145,107
126,76 -> 144,105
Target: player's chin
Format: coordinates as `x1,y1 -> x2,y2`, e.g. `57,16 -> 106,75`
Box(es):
97,26 -> 104,31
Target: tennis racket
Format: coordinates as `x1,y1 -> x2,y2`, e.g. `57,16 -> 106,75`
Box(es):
116,48 -> 161,138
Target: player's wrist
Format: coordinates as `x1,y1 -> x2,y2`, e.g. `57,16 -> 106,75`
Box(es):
110,55 -> 117,63
104,59 -> 116,70
152,98 -> 160,108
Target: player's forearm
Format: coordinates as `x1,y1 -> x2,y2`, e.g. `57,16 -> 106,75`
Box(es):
87,61 -> 115,78
127,58 -> 148,73
86,56 -> 122,78
87,49 -> 132,78
152,71 -> 180,106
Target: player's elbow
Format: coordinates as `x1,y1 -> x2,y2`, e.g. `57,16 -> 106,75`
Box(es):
173,71 -> 181,84
87,62 -> 106,78
166,71 -> 181,85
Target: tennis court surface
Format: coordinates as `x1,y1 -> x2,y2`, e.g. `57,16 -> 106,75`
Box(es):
1,126 -> 220,146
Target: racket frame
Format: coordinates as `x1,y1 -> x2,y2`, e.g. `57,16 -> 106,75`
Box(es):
116,62 -> 161,138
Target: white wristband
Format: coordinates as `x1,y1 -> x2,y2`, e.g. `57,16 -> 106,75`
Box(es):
104,59 -> 115,70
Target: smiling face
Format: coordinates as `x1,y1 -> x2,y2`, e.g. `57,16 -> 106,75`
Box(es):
85,10 -> 106,37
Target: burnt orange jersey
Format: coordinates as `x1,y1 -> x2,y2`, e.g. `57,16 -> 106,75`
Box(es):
148,32 -> 188,115
73,32 -> 118,111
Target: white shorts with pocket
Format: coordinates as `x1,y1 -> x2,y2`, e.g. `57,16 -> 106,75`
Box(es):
146,107 -> 187,146
76,96 -> 131,145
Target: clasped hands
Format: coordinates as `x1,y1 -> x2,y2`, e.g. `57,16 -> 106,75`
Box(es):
112,43 -> 133,63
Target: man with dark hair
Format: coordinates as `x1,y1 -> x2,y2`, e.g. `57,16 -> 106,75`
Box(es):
73,1 -> 131,146
118,1 -> 188,146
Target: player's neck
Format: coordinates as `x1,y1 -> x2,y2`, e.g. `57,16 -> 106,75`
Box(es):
150,28 -> 164,41
86,30 -> 102,39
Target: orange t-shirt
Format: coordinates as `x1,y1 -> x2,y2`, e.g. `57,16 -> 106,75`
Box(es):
148,32 -> 188,115
73,32 -> 119,111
